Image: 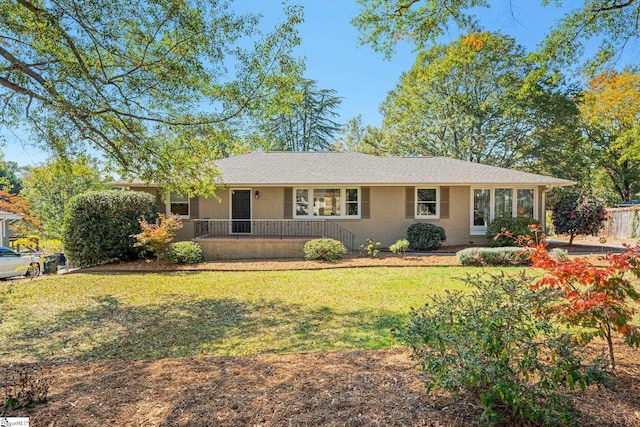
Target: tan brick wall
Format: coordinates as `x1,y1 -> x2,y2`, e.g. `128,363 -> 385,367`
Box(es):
175,220 -> 194,242
329,186 -> 486,247
196,238 -> 306,260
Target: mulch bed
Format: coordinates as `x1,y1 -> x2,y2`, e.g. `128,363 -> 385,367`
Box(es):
73,241 -> 625,273
4,343 -> 640,426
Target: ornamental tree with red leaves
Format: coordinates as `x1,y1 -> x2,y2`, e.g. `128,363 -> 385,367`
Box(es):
526,234 -> 640,370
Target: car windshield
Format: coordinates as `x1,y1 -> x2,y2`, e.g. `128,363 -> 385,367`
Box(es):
0,248 -> 19,257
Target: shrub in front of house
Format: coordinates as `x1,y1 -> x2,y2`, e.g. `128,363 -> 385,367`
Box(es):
389,239 -> 410,256
304,238 -> 346,262
407,223 -> 446,251
63,191 -> 157,267
486,217 -> 542,247
164,241 -> 204,264
400,273 -> 609,425
456,247 -> 531,266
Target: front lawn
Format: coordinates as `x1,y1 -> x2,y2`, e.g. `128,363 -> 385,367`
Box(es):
0,266 -> 523,363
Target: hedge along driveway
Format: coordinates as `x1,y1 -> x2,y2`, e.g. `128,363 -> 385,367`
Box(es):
0,267 -> 526,363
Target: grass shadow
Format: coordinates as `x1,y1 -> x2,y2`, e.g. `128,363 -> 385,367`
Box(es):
3,296 -> 408,362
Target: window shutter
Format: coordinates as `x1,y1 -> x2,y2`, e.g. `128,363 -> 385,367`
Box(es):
156,191 -> 165,214
440,187 -> 449,219
405,186 -> 415,219
361,187 -> 370,219
190,196 -> 199,218
283,187 -> 293,219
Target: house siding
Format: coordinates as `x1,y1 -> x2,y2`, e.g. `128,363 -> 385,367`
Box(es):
128,184 -> 559,247
190,185 -> 484,247
169,184 -> 557,248
327,186 -> 483,247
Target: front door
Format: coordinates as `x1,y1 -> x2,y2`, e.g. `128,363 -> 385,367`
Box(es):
231,190 -> 251,233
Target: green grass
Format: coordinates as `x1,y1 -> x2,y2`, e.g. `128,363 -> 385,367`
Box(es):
0,266 -> 526,363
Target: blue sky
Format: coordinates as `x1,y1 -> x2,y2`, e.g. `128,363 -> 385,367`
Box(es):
2,1 -> 637,167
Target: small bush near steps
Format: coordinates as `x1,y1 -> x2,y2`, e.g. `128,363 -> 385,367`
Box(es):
360,238 -> 381,258
164,241 -> 204,264
304,238 -> 346,262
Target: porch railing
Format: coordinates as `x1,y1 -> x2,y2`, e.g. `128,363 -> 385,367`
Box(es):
193,219 -> 355,251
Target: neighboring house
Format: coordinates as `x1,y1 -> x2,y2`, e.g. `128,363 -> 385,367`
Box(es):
0,210 -> 22,247
111,152 -> 574,259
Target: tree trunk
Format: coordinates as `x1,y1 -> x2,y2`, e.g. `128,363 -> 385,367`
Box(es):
606,324 -> 616,370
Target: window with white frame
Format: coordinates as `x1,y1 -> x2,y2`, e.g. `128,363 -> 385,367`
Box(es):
346,188 -> 359,216
471,187 -> 536,234
473,189 -> 491,227
169,192 -> 190,218
416,188 -> 439,218
294,187 -> 360,218
517,189 -> 534,218
296,189 -> 309,216
494,188 -> 513,219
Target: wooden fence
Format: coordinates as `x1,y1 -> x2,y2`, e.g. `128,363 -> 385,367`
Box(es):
604,207 -> 640,239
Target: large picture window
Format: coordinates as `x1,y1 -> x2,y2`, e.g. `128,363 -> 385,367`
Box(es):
471,187 -> 536,234
314,189 -> 341,216
294,187 -> 359,218
169,192 -> 189,218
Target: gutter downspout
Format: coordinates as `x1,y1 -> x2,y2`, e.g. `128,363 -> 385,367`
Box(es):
542,186 -> 552,234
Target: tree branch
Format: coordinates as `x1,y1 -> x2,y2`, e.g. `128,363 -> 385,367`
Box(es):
0,76 -> 46,102
17,0 -> 91,77
591,0 -> 635,12
393,0 -> 421,17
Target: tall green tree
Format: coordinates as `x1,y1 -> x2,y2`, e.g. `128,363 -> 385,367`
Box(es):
580,70 -> 640,202
253,79 -> 342,151
352,0 -> 640,71
0,0 -> 304,196
379,32 -> 581,168
0,156 -> 22,193
21,156 -> 106,238
337,115 -> 399,155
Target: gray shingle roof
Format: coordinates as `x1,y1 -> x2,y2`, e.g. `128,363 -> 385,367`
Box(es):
210,152 -> 574,187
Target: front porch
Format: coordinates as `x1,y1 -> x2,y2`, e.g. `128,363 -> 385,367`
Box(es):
193,219 -> 356,260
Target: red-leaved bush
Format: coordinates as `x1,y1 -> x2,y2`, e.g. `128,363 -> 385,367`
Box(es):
516,225 -> 640,370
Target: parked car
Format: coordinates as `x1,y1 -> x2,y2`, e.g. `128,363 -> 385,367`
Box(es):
0,247 -> 41,279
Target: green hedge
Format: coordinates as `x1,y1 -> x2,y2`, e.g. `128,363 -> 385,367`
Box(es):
456,247 -> 531,266
63,191 -> 157,267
